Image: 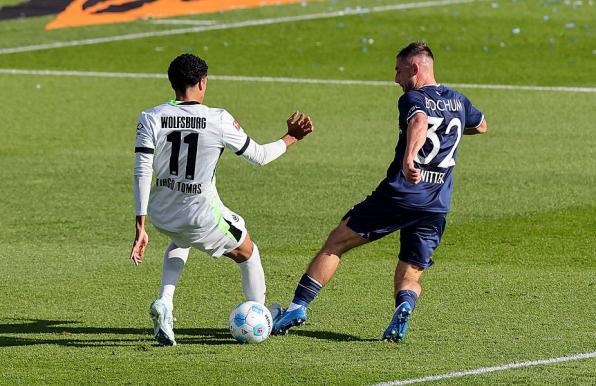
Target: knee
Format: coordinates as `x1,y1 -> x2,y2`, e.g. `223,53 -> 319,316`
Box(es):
226,239 -> 254,263
321,225 -> 360,256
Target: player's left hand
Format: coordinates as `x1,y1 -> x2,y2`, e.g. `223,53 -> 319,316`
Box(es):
130,228 -> 149,266
403,160 -> 421,184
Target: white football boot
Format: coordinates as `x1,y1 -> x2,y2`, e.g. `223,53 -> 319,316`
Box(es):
149,299 -> 176,346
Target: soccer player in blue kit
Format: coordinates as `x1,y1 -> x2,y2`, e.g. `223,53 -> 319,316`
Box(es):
272,42 -> 488,341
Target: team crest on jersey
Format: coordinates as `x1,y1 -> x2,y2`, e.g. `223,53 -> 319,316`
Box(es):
233,120 -> 241,131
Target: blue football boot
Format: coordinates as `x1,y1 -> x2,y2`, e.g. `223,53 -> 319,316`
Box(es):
381,301 -> 413,342
267,303 -> 283,325
271,305 -> 308,335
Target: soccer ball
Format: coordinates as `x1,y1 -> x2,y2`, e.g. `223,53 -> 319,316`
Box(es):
228,301 -> 272,343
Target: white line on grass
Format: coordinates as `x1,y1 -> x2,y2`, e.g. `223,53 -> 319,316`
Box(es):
0,0 -> 478,55
0,69 -> 166,79
373,351 -> 596,385
1,69 -> 595,93
149,19 -> 217,26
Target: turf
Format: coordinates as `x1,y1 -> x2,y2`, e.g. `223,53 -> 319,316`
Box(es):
0,0 -> 595,384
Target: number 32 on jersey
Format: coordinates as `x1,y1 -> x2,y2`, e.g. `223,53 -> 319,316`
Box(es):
415,117 -> 462,168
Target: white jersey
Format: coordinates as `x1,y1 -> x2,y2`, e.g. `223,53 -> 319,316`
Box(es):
134,101 -> 286,234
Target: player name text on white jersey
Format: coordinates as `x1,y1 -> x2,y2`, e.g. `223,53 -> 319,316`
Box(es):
161,116 -> 207,129
156,177 -> 203,194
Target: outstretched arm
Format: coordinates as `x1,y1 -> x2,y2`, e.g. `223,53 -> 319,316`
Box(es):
282,111 -> 314,147
238,111 -> 314,166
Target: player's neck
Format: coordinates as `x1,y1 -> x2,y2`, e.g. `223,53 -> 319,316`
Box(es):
414,76 -> 437,89
174,89 -> 204,104
174,95 -> 203,104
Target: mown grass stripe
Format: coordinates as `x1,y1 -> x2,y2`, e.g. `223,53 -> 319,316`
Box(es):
0,0 -> 478,55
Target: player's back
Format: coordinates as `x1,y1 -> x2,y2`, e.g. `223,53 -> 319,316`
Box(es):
136,101 -> 232,232
378,84 -> 483,212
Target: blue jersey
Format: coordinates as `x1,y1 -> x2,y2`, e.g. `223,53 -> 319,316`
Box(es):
376,84 -> 483,213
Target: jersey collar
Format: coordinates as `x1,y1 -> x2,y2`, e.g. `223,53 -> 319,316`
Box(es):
168,99 -> 201,105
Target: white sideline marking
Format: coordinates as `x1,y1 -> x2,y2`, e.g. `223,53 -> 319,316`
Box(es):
0,69 -> 166,79
373,351 -> 596,385
1,69 -> 595,93
149,19 -> 216,26
0,0 -> 478,55
447,82 -> 596,93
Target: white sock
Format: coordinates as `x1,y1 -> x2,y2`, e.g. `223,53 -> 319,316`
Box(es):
238,243 -> 266,304
159,243 -> 190,310
287,302 -> 305,312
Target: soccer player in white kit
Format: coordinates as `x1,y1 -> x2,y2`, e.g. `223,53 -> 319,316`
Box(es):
130,54 -> 313,346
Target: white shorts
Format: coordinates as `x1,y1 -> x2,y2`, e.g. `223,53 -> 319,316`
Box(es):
154,205 -> 247,258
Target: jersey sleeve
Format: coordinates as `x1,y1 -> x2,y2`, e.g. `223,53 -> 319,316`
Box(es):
220,110 -> 252,155
220,110 -> 287,166
462,96 -> 484,128
398,91 -> 427,123
133,112 -> 155,216
133,155 -> 152,216
135,112 -> 156,154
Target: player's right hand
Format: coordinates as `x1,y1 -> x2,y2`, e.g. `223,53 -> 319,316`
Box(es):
287,111 -> 314,140
130,228 -> 149,266
403,159 -> 421,184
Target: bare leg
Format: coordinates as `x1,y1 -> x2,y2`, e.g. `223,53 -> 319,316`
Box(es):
306,219 -> 369,286
225,234 -> 253,262
272,219 -> 369,334
394,261 -> 424,297
381,260 -> 424,342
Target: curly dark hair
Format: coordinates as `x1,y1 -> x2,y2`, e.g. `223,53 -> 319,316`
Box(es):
396,42 -> 434,61
168,53 -> 208,92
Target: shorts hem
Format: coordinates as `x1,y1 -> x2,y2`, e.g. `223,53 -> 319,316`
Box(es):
217,229 -> 248,258
398,255 -> 434,270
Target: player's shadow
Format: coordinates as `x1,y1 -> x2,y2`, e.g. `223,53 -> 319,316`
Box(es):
0,318 -> 235,347
291,330 -> 377,342
0,319 -> 375,347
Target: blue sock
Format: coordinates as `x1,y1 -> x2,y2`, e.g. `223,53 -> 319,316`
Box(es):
395,290 -> 418,311
291,274 -> 322,307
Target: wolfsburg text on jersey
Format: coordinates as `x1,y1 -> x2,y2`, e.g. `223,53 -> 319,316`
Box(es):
161,116 -> 207,129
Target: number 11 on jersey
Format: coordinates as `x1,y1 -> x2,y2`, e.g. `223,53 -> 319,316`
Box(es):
166,131 -> 199,179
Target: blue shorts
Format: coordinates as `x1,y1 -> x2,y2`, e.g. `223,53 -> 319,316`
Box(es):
343,194 -> 447,269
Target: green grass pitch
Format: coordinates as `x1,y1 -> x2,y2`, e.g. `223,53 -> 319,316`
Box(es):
0,0 -> 595,384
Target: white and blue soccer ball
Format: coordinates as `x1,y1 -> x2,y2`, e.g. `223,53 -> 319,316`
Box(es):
228,301 -> 272,343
